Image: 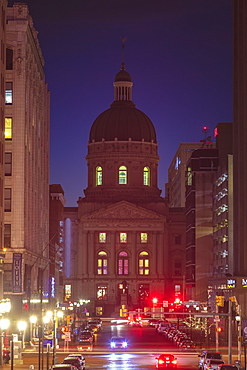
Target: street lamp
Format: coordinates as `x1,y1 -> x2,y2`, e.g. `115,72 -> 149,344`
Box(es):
30,315 -> 37,343
17,321 -> 27,349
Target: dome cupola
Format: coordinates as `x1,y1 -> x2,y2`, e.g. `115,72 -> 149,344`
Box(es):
89,62 -> 156,143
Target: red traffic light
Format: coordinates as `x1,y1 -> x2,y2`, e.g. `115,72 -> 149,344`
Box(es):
61,326 -> 66,332
216,327 -> 223,333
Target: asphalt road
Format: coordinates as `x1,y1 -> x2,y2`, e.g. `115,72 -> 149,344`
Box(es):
8,321 -> 237,370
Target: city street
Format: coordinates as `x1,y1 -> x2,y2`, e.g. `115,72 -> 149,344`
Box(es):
7,321 -> 241,370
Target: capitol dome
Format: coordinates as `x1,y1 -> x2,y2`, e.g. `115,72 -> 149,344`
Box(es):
89,65 -> 156,143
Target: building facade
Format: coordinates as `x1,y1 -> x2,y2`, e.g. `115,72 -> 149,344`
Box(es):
167,142 -> 215,208
185,148 -> 218,302
64,64 -> 186,316
0,0 -> 7,300
3,3 -> 50,314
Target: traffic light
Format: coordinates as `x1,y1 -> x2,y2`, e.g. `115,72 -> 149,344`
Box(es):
216,327 -> 223,333
216,296 -> 224,307
61,326 -> 66,333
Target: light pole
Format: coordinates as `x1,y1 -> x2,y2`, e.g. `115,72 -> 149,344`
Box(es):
17,320 -> 27,349
30,315 -> 37,344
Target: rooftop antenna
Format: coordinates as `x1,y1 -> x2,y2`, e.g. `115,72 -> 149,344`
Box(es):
121,36 -> 127,70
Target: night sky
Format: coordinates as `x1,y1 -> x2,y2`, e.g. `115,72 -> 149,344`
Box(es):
8,0 -> 232,206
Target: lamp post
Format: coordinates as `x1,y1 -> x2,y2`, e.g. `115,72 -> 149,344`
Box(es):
30,315 -> 37,344
17,320 -> 27,349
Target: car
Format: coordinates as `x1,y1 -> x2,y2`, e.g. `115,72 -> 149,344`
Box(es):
51,365 -> 77,370
62,357 -> 85,370
129,319 -> 143,327
157,322 -> 170,334
178,339 -> 195,349
149,319 -> 159,326
66,354 -> 86,369
204,359 -> 224,370
78,333 -> 93,344
155,354 -> 177,369
198,351 -> 223,370
110,336 -> 128,349
217,365 -> 238,370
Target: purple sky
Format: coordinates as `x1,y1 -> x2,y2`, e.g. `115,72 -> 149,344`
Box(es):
8,0 -> 232,206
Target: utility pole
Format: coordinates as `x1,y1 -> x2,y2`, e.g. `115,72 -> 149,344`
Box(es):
228,300 -> 232,364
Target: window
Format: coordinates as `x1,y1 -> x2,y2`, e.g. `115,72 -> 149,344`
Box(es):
143,166 -> 150,186
174,234 -> 181,245
174,262 -> 182,276
119,165 -> 127,184
5,82 -> 13,104
64,284 -> 72,300
5,118 -> 12,139
118,251 -> 129,275
139,251 -> 149,275
97,251 -> 108,275
99,232 -> 106,243
97,284 -> 108,300
5,153 -> 12,176
4,188 -> 11,212
4,224 -> 11,248
187,167 -> 193,186
6,48 -> 13,70
140,233 -> 148,243
120,232 -> 127,243
96,166 -> 102,186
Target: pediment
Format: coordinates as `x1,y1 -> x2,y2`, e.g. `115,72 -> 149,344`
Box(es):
82,201 -> 165,221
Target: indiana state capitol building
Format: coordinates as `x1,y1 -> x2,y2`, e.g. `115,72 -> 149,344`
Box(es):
63,63 -> 186,316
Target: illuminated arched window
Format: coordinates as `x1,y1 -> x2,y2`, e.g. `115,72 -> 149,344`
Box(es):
118,251 -> 129,275
97,251 -> 108,275
96,166 -> 102,186
143,166 -> 150,186
119,166 -> 127,184
139,251 -> 149,275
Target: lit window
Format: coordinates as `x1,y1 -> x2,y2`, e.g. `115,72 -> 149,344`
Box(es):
5,152 -> 12,176
64,284 -> 72,300
97,284 -> 108,300
119,165 -> 127,184
96,166 -> 102,186
187,167 -> 192,186
120,232 -> 127,243
118,251 -> 129,275
140,233 -> 148,243
139,251 -> 149,275
5,118 -> 12,139
5,82 -> 13,104
99,232 -> 106,243
143,167 -> 150,186
97,251 -> 108,275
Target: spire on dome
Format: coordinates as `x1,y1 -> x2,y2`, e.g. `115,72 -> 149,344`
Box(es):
113,36 -> 133,101
121,36 -> 127,70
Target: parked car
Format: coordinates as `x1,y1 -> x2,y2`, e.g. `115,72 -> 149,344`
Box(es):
157,322 -> 170,334
66,354 -> 85,369
204,359 -> 224,370
198,351 -> 223,370
62,357 -> 85,370
217,365 -> 238,370
178,339 -> 195,349
110,336 -> 128,349
155,354 -> 177,369
51,365 -> 77,370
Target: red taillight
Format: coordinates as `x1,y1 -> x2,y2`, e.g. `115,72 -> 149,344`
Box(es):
158,359 -> 165,365
172,360 -> 177,365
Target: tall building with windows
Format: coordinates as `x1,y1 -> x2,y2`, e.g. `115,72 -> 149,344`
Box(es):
0,0 -> 7,300
64,63 -> 186,316
3,3 -> 50,313
167,142 -> 215,208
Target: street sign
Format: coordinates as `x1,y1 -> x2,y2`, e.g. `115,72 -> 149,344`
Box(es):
64,332 -> 71,342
